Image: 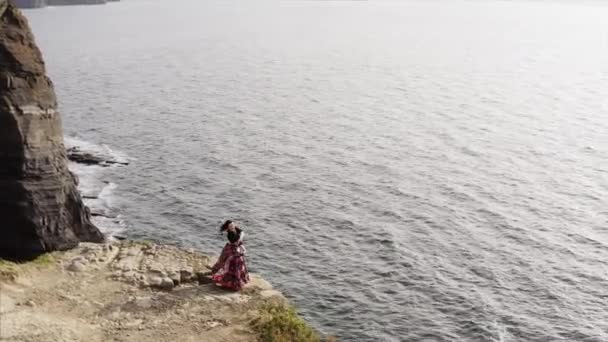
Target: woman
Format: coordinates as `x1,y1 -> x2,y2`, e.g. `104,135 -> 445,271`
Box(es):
211,220 -> 250,290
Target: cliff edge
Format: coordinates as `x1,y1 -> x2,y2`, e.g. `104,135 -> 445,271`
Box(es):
0,0 -> 103,260
0,241 -> 292,342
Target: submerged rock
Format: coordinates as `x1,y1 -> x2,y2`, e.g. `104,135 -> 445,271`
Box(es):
66,146 -> 129,166
66,147 -> 106,165
0,1 -> 103,260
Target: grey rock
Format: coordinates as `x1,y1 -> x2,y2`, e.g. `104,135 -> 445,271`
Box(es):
147,276 -> 163,287
67,261 -> 86,272
133,297 -> 152,309
149,268 -> 167,278
149,265 -> 164,273
180,267 -> 194,282
66,147 -> 129,166
168,271 -> 181,285
66,148 -> 104,165
197,271 -> 213,285
160,277 -> 174,290
72,256 -> 87,264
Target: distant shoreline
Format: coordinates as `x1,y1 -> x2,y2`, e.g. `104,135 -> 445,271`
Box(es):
13,0 -> 119,9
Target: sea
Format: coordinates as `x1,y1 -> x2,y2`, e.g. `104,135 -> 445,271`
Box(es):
24,0 -> 608,340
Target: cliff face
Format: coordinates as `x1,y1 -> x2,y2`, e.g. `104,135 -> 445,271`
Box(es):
0,0 -> 103,260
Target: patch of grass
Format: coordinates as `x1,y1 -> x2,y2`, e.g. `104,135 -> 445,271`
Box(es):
126,239 -> 155,250
140,240 -> 154,248
30,253 -> 55,266
0,259 -> 19,280
0,253 -> 56,281
252,303 -> 324,342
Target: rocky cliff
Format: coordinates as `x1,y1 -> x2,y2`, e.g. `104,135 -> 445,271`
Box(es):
0,242 -> 313,342
0,0 -> 103,260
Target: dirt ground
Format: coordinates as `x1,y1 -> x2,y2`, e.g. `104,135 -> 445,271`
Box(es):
0,242 -> 285,342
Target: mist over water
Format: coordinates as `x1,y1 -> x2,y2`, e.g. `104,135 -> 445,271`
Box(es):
25,0 -> 608,340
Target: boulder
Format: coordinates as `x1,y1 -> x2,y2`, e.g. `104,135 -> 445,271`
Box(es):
147,275 -> 163,288
67,261 -> 86,273
160,277 -> 174,290
168,271 -> 181,286
0,1 -> 104,260
179,267 -> 194,282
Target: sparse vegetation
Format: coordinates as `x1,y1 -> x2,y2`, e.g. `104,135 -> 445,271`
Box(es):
29,253 -> 55,266
0,258 -> 19,280
0,253 -> 56,281
125,240 -> 153,249
252,303 -> 324,342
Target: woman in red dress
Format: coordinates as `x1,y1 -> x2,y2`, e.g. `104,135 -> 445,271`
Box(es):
211,220 -> 250,290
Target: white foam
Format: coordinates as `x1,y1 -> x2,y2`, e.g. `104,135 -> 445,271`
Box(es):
65,136 -> 127,236
91,214 -> 127,237
98,182 -> 118,208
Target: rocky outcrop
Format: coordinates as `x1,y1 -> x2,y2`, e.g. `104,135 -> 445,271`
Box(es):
0,1 -> 103,260
67,146 -> 129,166
0,242 -> 289,342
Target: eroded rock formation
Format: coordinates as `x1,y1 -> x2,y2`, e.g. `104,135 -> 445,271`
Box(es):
0,0 -> 103,260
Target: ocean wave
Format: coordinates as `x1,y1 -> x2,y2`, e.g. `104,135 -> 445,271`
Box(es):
65,136 -> 127,236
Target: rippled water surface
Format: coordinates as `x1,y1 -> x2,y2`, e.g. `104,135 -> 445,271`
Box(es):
25,0 -> 608,340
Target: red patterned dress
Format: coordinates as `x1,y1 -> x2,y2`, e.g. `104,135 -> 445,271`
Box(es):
211,229 -> 250,290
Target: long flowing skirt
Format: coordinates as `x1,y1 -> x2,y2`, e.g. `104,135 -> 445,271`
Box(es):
211,244 -> 250,290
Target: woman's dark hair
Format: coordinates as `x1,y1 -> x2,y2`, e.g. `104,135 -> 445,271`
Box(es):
220,220 -> 233,232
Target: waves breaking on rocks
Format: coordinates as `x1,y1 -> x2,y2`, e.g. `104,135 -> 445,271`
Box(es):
65,137 -> 129,237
